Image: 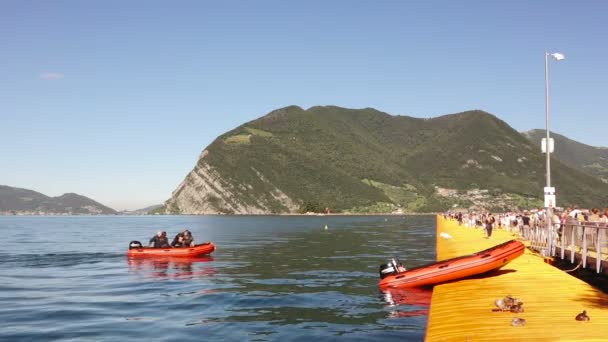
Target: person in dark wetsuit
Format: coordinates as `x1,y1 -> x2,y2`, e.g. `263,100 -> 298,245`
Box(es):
171,229 -> 194,248
149,231 -> 170,248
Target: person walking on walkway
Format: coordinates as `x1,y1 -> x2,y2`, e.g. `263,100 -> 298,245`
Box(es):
485,213 -> 495,239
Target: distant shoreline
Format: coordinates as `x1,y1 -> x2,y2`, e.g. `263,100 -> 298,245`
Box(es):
0,212 -> 439,217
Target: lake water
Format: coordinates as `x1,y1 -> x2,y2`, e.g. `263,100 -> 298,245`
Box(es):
0,215 -> 436,341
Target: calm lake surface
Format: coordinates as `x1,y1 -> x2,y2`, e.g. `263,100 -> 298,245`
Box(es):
0,215 -> 436,341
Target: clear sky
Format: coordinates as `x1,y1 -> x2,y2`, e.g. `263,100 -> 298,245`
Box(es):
2,1 -> 607,210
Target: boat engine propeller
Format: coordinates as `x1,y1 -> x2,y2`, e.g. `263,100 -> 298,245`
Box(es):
129,240 -> 143,249
379,258 -> 406,279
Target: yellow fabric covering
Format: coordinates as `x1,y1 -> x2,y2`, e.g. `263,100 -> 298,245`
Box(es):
425,216 -> 608,341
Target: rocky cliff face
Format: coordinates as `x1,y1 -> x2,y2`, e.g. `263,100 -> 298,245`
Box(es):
163,151 -> 299,214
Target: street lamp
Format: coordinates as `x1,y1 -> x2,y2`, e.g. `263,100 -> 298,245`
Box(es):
544,51 -> 564,256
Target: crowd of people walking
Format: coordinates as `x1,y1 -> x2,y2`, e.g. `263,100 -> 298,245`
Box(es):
445,206 -> 608,240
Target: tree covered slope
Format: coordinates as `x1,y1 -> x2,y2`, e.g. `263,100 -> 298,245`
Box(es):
163,106 -> 608,214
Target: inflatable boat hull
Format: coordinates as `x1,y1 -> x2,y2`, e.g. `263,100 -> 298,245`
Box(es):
127,242 -> 216,258
379,239 -> 525,289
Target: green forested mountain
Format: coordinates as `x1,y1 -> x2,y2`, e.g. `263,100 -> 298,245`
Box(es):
522,129 -> 608,184
162,106 -> 608,214
0,185 -> 117,215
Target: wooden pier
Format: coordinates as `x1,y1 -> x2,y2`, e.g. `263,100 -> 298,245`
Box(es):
425,216 -> 608,341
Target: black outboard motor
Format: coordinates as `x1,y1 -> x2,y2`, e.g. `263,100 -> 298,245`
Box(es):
129,240 -> 143,249
379,258 -> 405,279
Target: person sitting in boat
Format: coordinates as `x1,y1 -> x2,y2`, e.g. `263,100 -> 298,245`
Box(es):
149,231 -> 170,248
171,229 -> 194,248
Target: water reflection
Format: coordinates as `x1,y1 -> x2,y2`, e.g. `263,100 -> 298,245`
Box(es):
381,287 -> 432,318
127,256 -> 215,279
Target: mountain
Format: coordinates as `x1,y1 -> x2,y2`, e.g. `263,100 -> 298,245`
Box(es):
161,106 -> 608,214
522,129 -> 608,184
0,185 -> 117,215
120,204 -> 163,215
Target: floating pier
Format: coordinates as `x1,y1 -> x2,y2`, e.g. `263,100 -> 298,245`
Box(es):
425,215 -> 608,341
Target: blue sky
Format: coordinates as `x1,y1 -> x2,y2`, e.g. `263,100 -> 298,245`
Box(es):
2,1 -> 607,210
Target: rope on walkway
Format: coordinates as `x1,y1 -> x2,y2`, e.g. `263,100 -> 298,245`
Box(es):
564,261 -> 583,273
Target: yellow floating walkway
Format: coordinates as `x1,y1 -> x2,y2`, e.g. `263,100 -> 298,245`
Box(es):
426,216 -> 608,341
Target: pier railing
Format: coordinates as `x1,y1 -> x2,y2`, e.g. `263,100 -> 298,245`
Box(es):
520,219 -> 608,273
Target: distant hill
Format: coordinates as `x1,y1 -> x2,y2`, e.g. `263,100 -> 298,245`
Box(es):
0,185 -> 117,215
160,106 -> 608,214
120,204 -> 162,215
522,129 -> 608,183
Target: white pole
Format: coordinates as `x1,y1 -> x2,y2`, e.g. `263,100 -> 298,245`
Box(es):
544,52 -> 553,256
545,52 -> 551,188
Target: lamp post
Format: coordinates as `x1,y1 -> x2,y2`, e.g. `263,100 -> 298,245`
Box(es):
544,51 -> 564,256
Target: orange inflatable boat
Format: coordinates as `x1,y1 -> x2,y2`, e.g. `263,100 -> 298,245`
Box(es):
127,241 -> 216,258
379,239 -> 525,289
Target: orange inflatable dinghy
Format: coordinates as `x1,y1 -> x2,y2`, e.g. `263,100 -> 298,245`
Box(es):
379,239 -> 524,289
127,241 -> 216,258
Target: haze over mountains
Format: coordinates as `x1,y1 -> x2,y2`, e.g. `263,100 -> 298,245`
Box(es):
161,105 -> 608,214
0,185 -> 117,215
121,204 -> 163,215
522,129 -> 608,184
